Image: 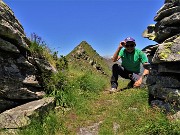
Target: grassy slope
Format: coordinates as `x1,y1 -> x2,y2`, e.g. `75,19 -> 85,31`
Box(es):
11,83 -> 180,135
56,85 -> 180,135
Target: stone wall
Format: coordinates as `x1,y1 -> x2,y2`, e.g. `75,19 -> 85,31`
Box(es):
0,1 -> 55,113
143,0 -> 180,115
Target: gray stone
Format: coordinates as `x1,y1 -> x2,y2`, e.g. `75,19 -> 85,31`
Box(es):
142,24 -> 156,41
154,26 -> 180,43
147,74 -> 180,88
149,85 -> 180,104
154,6 -> 180,21
157,12 -> 180,26
0,99 -> 18,113
152,37 -> 180,63
157,1 -> 180,14
0,38 -> 20,53
158,63 -> 180,73
0,1 -> 29,48
0,54 -> 44,100
35,58 -> 57,73
0,97 -> 55,129
164,33 -> 180,42
170,111 -> 180,120
165,0 -> 180,4
22,75 -> 41,87
151,100 -> 173,112
77,121 -> 103,135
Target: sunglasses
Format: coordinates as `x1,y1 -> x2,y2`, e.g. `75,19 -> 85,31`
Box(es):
125,44 -> 135,48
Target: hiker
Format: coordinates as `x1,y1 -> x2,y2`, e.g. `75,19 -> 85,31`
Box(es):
110,37 -> 149,93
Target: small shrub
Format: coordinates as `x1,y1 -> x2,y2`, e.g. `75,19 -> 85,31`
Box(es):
43,71 -> 69,106
76,72 -> 107,92
56,55 -> 68,71
28,33 -> 70,107
18,111 -> 65,135
29,33 -> 58,68
140,119 -> 180,135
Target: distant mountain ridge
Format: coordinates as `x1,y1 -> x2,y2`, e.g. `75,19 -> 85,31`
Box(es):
66,41 -> 111,76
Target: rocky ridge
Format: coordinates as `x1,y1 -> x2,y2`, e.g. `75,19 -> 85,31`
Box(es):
143,0 -> 180,117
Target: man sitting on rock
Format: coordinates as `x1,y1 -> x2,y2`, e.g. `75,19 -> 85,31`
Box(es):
110,37 -> 150,93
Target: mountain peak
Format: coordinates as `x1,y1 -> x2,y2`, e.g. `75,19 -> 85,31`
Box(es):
77,41 -> 93,51
80,40 -> 88,44
67,41 -> 111,76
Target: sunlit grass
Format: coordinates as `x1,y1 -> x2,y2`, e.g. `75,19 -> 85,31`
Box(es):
57,86 -> 180,135
14,78 -> 180,135
98,89 -> 180,135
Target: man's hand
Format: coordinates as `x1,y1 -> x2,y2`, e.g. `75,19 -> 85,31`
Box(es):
133,77 -> 142,88
119,41 -> 125,48
133,66 -> 149,88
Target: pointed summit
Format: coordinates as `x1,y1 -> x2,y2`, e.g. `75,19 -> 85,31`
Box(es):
67,41 -> 111,76
80,40 -> 88,45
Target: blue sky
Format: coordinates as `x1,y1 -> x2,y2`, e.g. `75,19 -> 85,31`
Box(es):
4,0 -> 164,57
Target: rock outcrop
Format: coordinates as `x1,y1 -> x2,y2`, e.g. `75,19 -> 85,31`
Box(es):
0,0 -> 55,120
143,0 -> 180,117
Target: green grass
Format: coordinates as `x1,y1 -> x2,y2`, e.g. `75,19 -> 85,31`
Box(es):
10,63 -> 179,135
16,111 -> 69,135
59,87 -> 180,135
98,89 -> 180,135
12,74 -> 179,135
14,70 -> 108,135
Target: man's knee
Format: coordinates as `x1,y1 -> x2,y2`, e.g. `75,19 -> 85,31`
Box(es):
112,64 -> 119,71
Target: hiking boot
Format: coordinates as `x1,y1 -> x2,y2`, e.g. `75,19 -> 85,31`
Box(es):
109,88 -> 117,94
